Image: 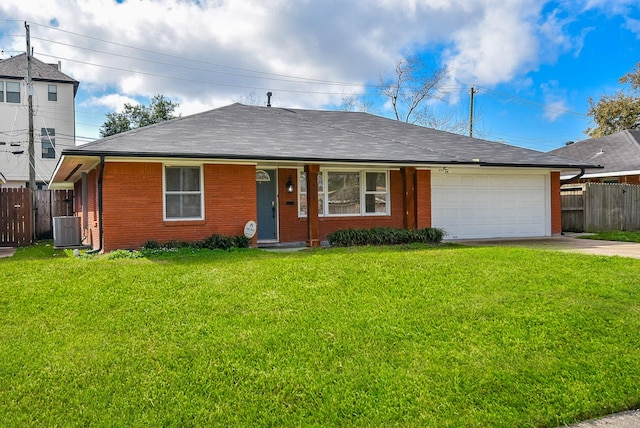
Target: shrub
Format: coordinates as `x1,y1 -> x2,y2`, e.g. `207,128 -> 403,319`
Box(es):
164,240 -> 192,249
141,234 -> 250,252
327,227 -> 445,247
106,249 -> 145,260
142,240 -> 162,250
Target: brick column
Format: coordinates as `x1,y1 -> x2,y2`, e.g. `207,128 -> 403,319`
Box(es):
401,167 -> 417,229
305,164 -> 320,247
416,169 -> 432,228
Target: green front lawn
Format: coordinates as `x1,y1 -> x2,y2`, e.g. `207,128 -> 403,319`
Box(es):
1,243 -> 639,427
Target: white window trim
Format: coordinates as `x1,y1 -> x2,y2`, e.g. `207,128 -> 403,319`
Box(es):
363,171 -> 390,217
5,81 -> 20,103
41,127 -> 56,159
163,164 -> 205,221
298,169 -> 390,218
48,84 -> 57,102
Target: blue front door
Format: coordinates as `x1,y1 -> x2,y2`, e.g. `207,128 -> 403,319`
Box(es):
256,170 -> 277,241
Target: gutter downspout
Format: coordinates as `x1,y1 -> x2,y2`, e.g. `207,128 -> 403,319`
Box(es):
560,168 -> 586,185
87,155 -> 105,254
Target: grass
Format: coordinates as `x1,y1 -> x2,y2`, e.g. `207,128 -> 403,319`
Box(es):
1,242 -> 640,427
579,230 -> 640,243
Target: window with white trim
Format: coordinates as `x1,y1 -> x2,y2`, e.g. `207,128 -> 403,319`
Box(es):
299,170 -> 389,217
48,84 -> 57,102
0,81 -> 4,102
41,128 -> 55,159
6,81 -> 20,103
327,171 -> 360,215
364,171 -> 388,214
164,166 -> 203,220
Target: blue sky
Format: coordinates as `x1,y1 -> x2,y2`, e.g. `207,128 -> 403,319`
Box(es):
1,0 -> 639,152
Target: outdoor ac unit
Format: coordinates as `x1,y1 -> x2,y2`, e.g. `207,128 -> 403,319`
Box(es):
53,216 -> 81,248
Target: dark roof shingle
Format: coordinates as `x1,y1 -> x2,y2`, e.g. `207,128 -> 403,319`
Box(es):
64,103 -> 596,169
548,130 -> 640,175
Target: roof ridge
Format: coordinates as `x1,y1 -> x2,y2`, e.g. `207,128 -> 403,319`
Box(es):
264,106 -> 468,163
622,129 -> 640,152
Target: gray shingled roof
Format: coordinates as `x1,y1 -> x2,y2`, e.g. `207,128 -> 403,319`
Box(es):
62,103 -> 596,168
0,54 -> 79,94
548,130 -> 640,175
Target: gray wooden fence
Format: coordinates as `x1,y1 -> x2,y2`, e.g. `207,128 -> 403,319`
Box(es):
561,182 -> 640,232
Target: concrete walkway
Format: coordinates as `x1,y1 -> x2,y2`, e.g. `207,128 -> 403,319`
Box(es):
456,234 -> 640,259
0,247 -> 16,258
563,409 -> 640,428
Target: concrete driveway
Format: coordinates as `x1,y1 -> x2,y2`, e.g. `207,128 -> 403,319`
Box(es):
0,247 -> 16,258
455,234 -> 640,259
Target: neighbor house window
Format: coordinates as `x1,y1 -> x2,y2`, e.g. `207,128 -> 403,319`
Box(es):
41,128 -> 55,159
299,170 -> 389,217
48,84 -> 57,101
164,166 -> 203,220
6,82 -> 20,103
0,81 -> 4,102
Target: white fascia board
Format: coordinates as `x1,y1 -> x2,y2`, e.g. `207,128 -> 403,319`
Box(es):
560,169 -> 640,180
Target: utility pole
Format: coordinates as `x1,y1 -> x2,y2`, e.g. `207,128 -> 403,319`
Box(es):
25,22 -> 36,242
469,85 -> 475,138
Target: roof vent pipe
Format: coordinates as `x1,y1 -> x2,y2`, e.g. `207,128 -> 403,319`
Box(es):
266,91 -> 272,107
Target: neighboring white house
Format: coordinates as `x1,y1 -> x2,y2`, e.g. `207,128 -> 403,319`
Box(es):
0,53 -> 79,188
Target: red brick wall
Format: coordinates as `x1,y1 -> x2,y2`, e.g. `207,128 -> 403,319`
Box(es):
99,162 -> 256,251
551,171 -> 561,235
278,169 -> 307,243
416,170 -> 431,228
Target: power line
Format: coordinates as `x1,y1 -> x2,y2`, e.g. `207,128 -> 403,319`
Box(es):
29,21 -> 379,88
477,86 -> 587,117
34,51 -> 374,96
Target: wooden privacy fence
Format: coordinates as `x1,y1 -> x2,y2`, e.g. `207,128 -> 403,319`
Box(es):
561,182 -> 640,232
0,188 -> 32,247
35,189 -> 74,239
0,188 -> 74,246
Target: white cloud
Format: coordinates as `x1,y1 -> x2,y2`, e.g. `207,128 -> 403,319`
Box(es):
624,17 -> 640,37
443,1 -> 543,86
82,94 -> 139,112
540,80 -> 568,122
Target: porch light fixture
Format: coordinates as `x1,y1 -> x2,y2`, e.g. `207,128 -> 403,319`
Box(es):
286,175 -> 294,193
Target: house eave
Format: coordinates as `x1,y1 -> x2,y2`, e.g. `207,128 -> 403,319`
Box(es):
59,149 -> 596,170
560,169 -> 640,180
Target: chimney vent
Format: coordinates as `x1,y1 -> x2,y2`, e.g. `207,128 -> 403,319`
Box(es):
266,91 -> 272,107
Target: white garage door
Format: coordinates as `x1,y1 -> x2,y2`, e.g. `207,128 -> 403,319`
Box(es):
431,171 -> 549,239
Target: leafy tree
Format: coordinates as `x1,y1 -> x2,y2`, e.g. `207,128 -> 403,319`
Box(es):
99,94 -> 180,138
586,62 -> 640,137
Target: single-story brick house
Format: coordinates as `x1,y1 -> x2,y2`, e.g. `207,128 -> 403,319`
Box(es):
50,103 -> 595,252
